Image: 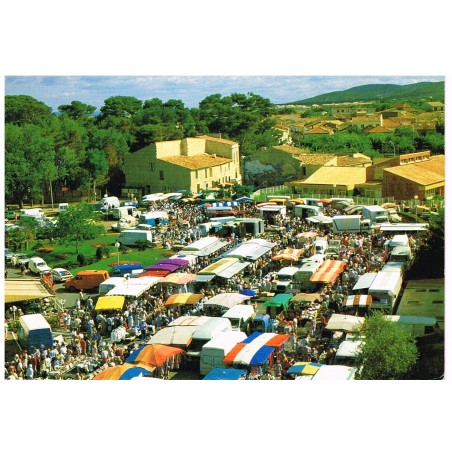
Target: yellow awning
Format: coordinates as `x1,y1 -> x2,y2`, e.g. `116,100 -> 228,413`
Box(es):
95,295 -> 125,311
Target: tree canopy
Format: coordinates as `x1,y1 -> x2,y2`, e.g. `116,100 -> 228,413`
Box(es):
354,313 -> 419,380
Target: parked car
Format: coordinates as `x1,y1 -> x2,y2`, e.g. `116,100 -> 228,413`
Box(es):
28,257 -> 51,275
13,253 -> 31,267
5,248 -> 14,264
51,268 -> 74,283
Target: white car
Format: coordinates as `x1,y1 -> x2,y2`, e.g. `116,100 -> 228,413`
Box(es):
51,268 -> 73,282
13,253 -> 30,267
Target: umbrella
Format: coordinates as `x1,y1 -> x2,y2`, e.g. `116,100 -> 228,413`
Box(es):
288,362 -> 324,375
126,344 -> 184,368
240,289 -> 256,297
93,363 -> 155,380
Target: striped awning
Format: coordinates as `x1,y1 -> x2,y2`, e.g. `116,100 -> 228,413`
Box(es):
272,248 -> 304,262
165,293 -> 204,306
160,272 -> 196,285
344,294 -> 373,307
224,333 -> 290,366
310,259 -> 347,283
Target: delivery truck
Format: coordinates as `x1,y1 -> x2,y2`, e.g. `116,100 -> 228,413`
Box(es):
331,215 -> 373,233
116,229 -> 153,247
362,205 -> 389,224
273,261 -> 323,293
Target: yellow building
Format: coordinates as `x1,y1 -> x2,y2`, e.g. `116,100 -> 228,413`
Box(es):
123,136 -> 242,194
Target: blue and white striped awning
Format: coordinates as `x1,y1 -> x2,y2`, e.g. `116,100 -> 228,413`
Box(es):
210,201 -> 239,207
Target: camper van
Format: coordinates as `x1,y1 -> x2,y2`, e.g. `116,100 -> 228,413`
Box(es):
186,317 -> 232,363
368,269 -> 403,311
222,305 -> 255,333
200,331 -> 248,376
117,229 -> 153,247
139,211 -> 169,227
18,314 -> 54,350
19,208 -> 45,219
65,270 -> 109,292
294,205 -> 322,219
112,206 -> 139,220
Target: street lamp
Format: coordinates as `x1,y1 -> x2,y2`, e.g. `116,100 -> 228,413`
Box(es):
115,241 -> 120,265
414,195 -> 419,223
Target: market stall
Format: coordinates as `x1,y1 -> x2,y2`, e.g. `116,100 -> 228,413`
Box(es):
272,248 -> 304,263
164,293 -> 204,307
95,295 -> 126,311
310,259 -> 347,284
287,361 -> 324,378
203,292 -> 252,316
221,238 -> 276,261
126,343 -> 184,369
264,293 -> 293,320
325,313 -> 365,333
93,362 -> 156,380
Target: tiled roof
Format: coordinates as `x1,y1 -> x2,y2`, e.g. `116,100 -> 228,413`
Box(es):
381,118 -> 400,128
336,156 -> 371,166
273,144 -> 309,155
427,102 -> 444,107
159,154 -> 232,170
295,166 -> 367,186
305,125 -> 331,134
196,135 -> 238,145
367,126 -> 392,133
384,155 -> 445,186
295,154 -> 336,165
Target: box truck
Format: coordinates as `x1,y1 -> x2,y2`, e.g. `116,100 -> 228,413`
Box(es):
331,215 -> 373,233
273,261 -> 322,293
200,331 -> 248,376
222,305 -> 255,333
117,229 -> 153,246
368,269 -> 403,311
362,206 -> 389,224
18,314 -> 54,351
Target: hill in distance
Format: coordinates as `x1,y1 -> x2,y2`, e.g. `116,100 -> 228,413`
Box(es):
289,81 -> 445,105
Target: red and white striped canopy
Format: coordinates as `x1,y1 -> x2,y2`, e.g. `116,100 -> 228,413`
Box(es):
344,294 -> 372,307
310,259 -> 347,283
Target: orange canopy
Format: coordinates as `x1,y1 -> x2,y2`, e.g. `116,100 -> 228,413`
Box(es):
310,259 -> 347,283
272,248 -> 304,262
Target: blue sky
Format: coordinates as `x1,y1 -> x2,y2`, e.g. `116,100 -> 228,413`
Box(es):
4,75 -> 444,112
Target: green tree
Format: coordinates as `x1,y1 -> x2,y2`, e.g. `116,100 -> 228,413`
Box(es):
355,313 -> 419,380
5,95 -> 53,125
98,96 -> 143,119
54,203 -> 104,253
57,100 -> 97,119
5,123 -> 56,207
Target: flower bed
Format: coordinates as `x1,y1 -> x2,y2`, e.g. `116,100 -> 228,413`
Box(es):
91,243 -> 107,248
37,247 -> 54,253
107,261 -> 142,267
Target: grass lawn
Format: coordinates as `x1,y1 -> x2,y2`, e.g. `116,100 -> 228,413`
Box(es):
30,231 -> 171,272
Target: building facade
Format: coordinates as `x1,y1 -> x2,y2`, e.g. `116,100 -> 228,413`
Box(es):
123,136 -> 242,195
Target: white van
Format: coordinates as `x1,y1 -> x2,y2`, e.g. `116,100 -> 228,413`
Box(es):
18,314 -> 54,350
314,236 -> 329,255
368,270 -> 403,311
222,305 -> 255,332
98,277 -> 126,295
186,317 -> 232,362
112,206 -> 139,220
28,257 -> 51,275
117,229 -> 153,247
200,331 -> 247,376
58,203 -> 69,213
99,196 -> 120,211
385,234 -> 410,253
19,208 -> 45,219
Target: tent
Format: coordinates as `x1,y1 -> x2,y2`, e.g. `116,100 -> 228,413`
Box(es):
203,293 -> 251,310
148,325 -> 198,347
310,259 -> 347,283
165,293 -> 204,306
126,344 -> 184,367
291,293 -> 323,304
272,248 -> 304,262
5,278 -> 54,303
203,368 -> 247,380
160,273 -> 196,285
168,315 -> 210,327
263,293 -> 293,311
325,313 -> 365,332
344,294 -> 372,307
222,239 -> 275,261
288,362 -> 324,376
235,197 -> 254,203
95,295 -> 125,311
93,363 -> 155,380
224,332 -> 289,366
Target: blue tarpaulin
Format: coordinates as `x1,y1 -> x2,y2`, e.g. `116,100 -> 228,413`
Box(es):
249,345 -> 274,365
203,368 -> 247,380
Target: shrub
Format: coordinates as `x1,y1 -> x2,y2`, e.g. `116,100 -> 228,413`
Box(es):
77,253 -> 86,266
56,254 -> 68,259
96,246 -> 103,261
37,247 -> 54,253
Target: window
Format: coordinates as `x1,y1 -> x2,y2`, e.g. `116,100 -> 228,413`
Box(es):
209,168 -> 213,177
149,163 -> 155,171
196,170 -> 199,179
159,171 -> 164,180
205,169 -> 208,178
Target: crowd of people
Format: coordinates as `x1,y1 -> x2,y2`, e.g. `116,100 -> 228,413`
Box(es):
5,197 -> 428,380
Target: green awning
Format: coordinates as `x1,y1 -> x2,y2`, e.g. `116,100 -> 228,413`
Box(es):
263,293 -> 293,311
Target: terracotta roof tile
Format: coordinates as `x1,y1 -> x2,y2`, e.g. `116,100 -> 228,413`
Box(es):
384,155 -> 445,185
273,144 -> 309,155
295,154 -> 336,165
159,154 -> 232,170
367,125 -> 392,133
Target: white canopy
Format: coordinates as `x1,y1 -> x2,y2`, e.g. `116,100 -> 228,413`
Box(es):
148,325 -> 198,347
204,293 -> 251,309
352,272 -> 377,291
325,314 -> 365,332
222,239 -> 275,261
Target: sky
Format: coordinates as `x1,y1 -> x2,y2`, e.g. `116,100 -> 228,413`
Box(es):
4,75 -> 445,112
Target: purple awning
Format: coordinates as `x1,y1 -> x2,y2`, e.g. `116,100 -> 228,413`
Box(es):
145,263 -> 181,272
